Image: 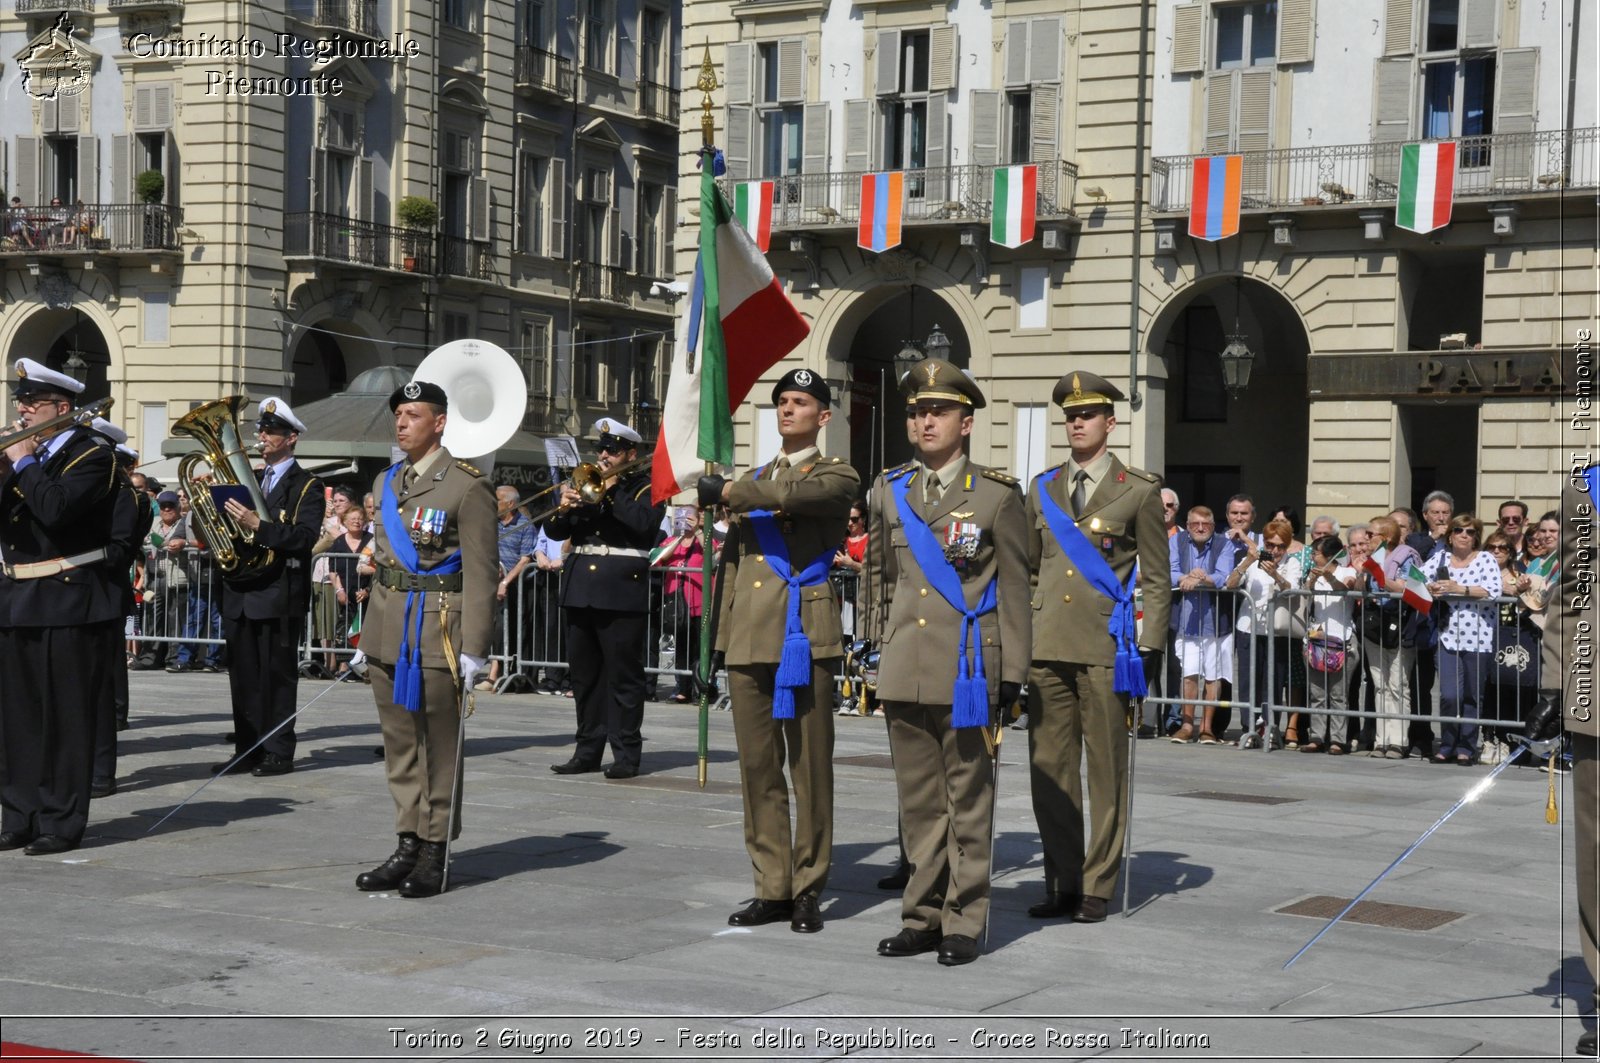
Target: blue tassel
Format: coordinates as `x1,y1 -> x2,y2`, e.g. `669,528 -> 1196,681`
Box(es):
776,628 -> 811,692
772,682 -> 797,719
1115,651 -> 1148,699
952,676 -> 988,729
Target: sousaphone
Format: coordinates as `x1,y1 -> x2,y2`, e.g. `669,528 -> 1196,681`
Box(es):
412,339 -> 527,460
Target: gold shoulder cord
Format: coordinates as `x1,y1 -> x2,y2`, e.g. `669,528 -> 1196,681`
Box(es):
438,590 -> 474,718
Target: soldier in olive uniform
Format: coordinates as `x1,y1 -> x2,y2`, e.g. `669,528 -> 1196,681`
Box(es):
355,380 -> 497,899
1529,467 -> 1599,1057
862,359 -> 1031,966
699,368 -> 859,934
1025,371 -> 1171,923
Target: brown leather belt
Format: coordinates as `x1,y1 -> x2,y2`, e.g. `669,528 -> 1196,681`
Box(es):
376,567 -> 463,592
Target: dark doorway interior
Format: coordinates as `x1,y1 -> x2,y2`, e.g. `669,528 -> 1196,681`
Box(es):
1400,402 -> 1479,515
1165,465 -> 1242,519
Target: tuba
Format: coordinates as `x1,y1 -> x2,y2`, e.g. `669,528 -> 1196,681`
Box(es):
174,396 -> 277,575
412,339 -> 528,459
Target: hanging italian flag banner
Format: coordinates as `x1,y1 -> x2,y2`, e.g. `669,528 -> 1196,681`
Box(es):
732,180 -> 775,252
990,164 -> 1037,248
1396,141 -> 1456,234
1401,562 -> 1435,615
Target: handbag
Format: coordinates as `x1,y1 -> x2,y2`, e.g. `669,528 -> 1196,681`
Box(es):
1270,595 -> 1309,638
1360,598 -> 1401,649
1303,633 -> 1347,673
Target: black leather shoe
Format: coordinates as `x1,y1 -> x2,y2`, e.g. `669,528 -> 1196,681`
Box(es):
1074,896 -> 1108,923
165,661 -> 191,673
1027,892 -> 1082,919
603,764 -> 638,779
877,927 -> 942,957
251,753 -> 294,777
90,779 -> 116,799
0,829 -> 36,851
876,863 -> 910,890
728,899 -> 792,927
791,893 -> 823,933
550,758 -> 602,775
24,834 -> 76,855
1579,1030 -> 1597,1057
210,756 -> 259,775
224,731 -> 237,743
937,934 -> 980,966
356,833 -> 422,891
398,841 -> 447,898
116,717 -> 129,732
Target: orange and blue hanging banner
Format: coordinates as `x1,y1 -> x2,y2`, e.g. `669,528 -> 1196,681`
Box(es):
857,171 -> 904,253
1189,154 -> 1242,242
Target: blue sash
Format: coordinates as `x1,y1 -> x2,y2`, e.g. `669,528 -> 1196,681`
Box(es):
1034,468 -> 1148,698
381,463 -> 462,712
746,510 -> 834,718
889,472 -> 998,728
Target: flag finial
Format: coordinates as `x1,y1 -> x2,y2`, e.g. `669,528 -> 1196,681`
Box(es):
698,44 -> 718,148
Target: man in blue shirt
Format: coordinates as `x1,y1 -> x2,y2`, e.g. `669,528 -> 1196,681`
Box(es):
481,485 -> 536,690
1169,505 -> 1237,743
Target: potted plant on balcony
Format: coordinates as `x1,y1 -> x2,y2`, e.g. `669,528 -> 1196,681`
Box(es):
396,195 -> 437,272
136,169 -> 165,248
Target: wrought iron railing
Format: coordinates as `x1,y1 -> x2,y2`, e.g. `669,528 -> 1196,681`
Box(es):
639,80 -> 679,124
283,211 -> 428,271
717,159 -> 1078,230
291,0 -> 380,36
574,262 -> 630,303
1150,127 -> 1599,213
439,235 -> 493,280
18,0 -> 92,11
1,203 -> 181,253
108,0 -> 181,9
515,46 -> 575,97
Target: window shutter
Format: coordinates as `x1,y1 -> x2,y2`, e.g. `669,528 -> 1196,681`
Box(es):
1237,68 -> 1273,197
153,83 -> 175,127
1277,0 -> 1315,65
164,130 -> 180,208
16,136 -> 38,205
1204,70 -> 1235,153
311,148 -> 326,212
724,41 -> 753,106
109,133 -> 127,206
358,156 -> 373,222
1492,48 -> 1539,183
133,86 -> 152,131
875,29 -> 902,96
1029,17 -> 1062,83
1004,20 -> 1030,86
924,92 -> 948,200
1172,4 -> 1204,74
1029,83 -> 1059,165
969,89 -> 1000,167
41,97 -> 58,133
801,100 -> 829,208
58,96 -> 79,133
547,156 -> 566,256
663,186 -> 676,265
513,151 -> 526,251
1461,0 -> 1497,50
843,98 -> 871,210
1384,0 -> 1417,55
724,104 -> 754,179
76,135 -> 97,202
929,24 -> 958,92
608,205 -> 621,267
1370,57 -> 1415,184
777,38 -> 805,103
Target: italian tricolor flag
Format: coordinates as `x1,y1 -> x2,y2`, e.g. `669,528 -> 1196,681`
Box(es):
1361,543 -> 1389,589
1396,142 -> 1456,234
1401,562 -> 1434,615
732,180 -> 774,253
990,164 -> 1037,248
651,154 -> 811,504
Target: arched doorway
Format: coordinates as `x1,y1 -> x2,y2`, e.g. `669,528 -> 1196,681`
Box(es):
839,285 -> 970,485
287,318 -> 383,406
1153,277 -> 1310,520
8,306 -> 114,400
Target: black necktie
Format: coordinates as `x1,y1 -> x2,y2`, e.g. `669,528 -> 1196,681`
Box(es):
1071,470 -> 1089,517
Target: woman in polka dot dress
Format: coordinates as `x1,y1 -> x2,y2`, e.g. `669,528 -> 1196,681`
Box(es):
1425,514 -> 1503,764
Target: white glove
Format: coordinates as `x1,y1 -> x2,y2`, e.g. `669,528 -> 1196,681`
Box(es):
348,648 -> 368,678
460,653 -> 487,690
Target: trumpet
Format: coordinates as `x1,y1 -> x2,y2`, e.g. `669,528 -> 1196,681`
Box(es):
0,396 -> 114,453
523,452 -> 654,522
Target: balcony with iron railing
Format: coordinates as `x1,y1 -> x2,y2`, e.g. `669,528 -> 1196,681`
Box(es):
107,0 -> 182,10
1,203 -> 182,256
1150,127 -> 1599,214
575,262 -> 630,304
284,212 -> 437,274
17,0 -> 92,11
439,234 -> 493,281
295,0 -> 381,39
638,80 -> 679,125
718,159 -> 1079,233
515,46 -> 575,98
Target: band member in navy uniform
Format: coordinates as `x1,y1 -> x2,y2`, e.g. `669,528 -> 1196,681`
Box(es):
698,368 -> 859,933
214,399 -> 323,776
91,418 -> 150,799
546,418 -> 664,779
356,379 -> 496,898
0,359 -> 123,855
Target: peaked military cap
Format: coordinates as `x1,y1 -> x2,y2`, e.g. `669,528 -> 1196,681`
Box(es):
593,417 -> 642,451
255,397 -> 307,434
91,417 -> 128,444
771,367 -> 831,406
902,357 -> 986,410
13,357 -> 85,399
1052,370 -> 1125,411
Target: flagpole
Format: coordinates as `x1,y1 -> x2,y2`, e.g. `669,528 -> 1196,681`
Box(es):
695,45 -> 718,789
